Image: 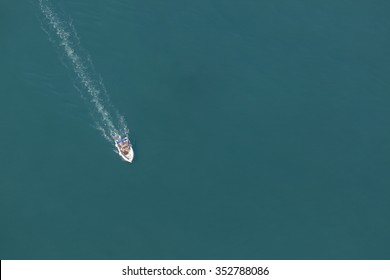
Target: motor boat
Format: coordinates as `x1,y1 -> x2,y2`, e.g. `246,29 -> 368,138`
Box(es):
114,135 -> 134,163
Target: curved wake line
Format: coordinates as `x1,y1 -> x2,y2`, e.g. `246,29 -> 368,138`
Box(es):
38,0 -> 129,144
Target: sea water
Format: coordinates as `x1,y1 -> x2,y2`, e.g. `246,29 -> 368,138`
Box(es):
0,0 -> 389,259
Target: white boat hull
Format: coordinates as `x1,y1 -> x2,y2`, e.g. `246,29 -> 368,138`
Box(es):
115,143 -> 134,163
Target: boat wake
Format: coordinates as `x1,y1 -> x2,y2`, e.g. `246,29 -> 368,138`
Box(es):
38,0 -> 131,151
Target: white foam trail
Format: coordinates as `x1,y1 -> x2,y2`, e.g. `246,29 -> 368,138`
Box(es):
38,0 -> 130,145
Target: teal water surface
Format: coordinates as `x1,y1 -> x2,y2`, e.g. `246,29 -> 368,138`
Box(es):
0,0 -> 390,259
